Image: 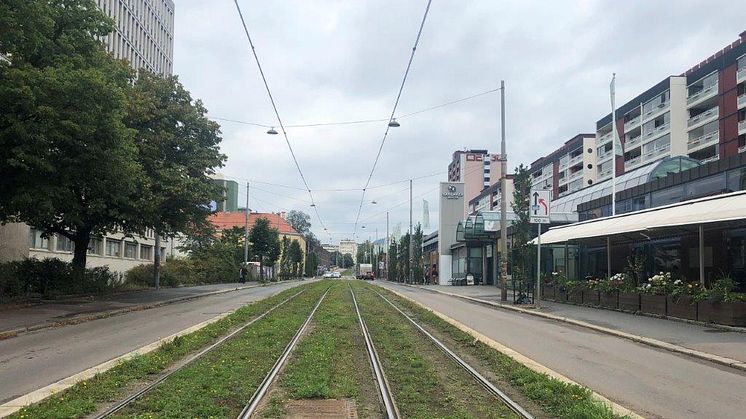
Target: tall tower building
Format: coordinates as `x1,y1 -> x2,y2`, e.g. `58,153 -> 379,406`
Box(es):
96,0 -> 175,75
447,149 -> 505,216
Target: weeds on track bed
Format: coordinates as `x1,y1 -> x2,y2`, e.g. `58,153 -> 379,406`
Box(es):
369,284 -> 624,419
353,282 -> 519,419
261,284 -> 382,418
8,281 -> 323,419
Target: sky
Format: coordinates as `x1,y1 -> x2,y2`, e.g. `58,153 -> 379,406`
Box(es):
172,0 -> 745,245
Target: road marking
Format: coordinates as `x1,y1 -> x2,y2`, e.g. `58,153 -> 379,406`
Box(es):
378,283 -> 646,419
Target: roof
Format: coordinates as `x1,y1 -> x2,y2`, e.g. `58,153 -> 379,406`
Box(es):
209,212 -> 301,236
535,190 -> 746,245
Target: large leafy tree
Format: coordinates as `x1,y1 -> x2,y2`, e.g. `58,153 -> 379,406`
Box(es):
288,240 -> 303,278
511,164 -> 533,280
387,238 -> 398,281
0,0 -> 142,273
249,217 -> 280,280
285,210 -> 311,236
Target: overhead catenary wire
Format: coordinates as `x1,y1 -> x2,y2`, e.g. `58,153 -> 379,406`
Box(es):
231,0 -> 327,233
353,0 -> 434,238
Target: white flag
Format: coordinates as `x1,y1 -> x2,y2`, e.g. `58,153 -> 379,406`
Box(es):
610,74 -> 623,157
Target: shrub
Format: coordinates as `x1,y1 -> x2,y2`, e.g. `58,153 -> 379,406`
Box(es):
125,264 -> 154,287
125,259 -> 201,288
0,258 -> 118,300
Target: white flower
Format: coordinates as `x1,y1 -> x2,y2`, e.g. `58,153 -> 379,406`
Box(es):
674,279 -> 682,285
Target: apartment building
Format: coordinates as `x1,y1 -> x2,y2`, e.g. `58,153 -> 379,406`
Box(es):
594,31 -> 746,183
339,240 -> 358,262
96,0 -> 175,75
211,175 -> 239,212
529,134 -> 597,199
467,177 -> 515,215
448,149 -> 506,216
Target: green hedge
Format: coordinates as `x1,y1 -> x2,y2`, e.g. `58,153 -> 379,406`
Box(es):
0,258 -> 118,301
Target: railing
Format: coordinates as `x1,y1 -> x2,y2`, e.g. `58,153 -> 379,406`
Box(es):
738,93 -> 746,109
687,107 -> 719,128
700,155 -> 720,164
597,150 -> 613,161
625,156 -> 642,167
737,66 -> 746,84
687,131 -> 719,150
568,153 -> 583,165
626,135 -> 642,148
597,132 -> 612,144
739,119 -> 746,134
643,101 -> 669,119
643,122 -> 669,140
739,144 -> 746,154
623,115 -> 641,130
598,168 -> 612,178
569,170 -> 583,181
643,145 -> 670,161
687,81 -> 718,105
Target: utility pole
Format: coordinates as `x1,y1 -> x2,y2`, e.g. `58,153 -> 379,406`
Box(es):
409,179 -> 413,284
499,80 -> 508,302
244,182 -> 250,264
154,234 -> 160,290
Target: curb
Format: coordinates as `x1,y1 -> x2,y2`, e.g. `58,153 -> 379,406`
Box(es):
403,284 -> 746,373
0,284 -> 262,341
376,283 -> 645,419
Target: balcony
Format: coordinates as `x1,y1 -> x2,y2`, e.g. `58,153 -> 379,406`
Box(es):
643,122 -> 669,141
625,155 -> 642,168
569,170 -> 583,181
740,120 -> 746,135
687,130 -> 719,150
597,131 -> 612,144
643,101 -> 669,121
597,149 -> 613,162
598,168 -> 612,179
643,145 -> 671,161
687,81 -> 718,106
738,66 -> 746,84
738,93 -> 746,110
624,115 -> 641,131
700,155 -> 720,164
739,144 -> 746,153
626,135 -> 642,148
568,153 -> 583,166
687,107 -> 719,128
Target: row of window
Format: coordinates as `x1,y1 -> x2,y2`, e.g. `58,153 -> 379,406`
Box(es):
29,231 -> 160,260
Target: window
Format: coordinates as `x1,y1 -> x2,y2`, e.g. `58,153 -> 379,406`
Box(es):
29,229 -> 49,250
124,242 -> 138,258
56,235 -> 74,252
106,240 -> 121,257
140,245 -> 153,260
684,173 -> 725,199
88,239 -> 102,255
643,134 -> 671,155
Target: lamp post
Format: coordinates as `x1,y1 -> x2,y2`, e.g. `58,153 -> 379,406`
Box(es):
499,80 -> 508,302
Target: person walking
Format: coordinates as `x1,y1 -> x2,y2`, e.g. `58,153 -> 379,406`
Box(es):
239,265 -> 247,284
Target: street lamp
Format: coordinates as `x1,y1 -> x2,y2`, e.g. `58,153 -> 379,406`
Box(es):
266,127 -> 278,135
388,118 -> 400,128
371,200 -> 377,204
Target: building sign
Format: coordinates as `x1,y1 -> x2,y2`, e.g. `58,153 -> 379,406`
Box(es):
530,190 -> 551,224
441,185 -> 464,200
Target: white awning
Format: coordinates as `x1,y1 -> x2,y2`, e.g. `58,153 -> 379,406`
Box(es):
535,191 -> 746,244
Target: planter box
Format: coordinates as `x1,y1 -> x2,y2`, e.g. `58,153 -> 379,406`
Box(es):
556,288 -> 568,303
698,300 -> 746,326
584,290 -> 600,306
542,284 -> 556,301
640,294 -> 667,316
598,290 -> 619,309
618,292 -> 641,312
666,295 -> 697,321
568,289 -> 583,304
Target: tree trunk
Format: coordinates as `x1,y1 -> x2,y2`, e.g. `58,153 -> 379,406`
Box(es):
154,234 -> 161,289
72,232 -> 91,292
259,260 -> 264,281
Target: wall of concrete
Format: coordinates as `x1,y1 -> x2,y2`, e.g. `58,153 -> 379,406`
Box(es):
438,182 -> 464,285
0,223 -> 30,263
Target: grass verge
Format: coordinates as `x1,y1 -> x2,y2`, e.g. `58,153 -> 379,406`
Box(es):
8,281 -> 317,419
369,283 -> 624,419
352,281 -> 519,419
261,284 -> 382,418
109,282 -> 330,418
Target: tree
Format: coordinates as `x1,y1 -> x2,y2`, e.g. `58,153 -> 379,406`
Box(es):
249,217 -> 280,280
342,253 -> 354,269
288,240 -> 304,278
412,224 -> 424,283
285,210 -> 311,236
304,251 -> 318,277
279,236 -> 291,280
511,164 -> 533,281
0,1 -> 142,275
398,233 -> 411,282
388,238 -> 398,281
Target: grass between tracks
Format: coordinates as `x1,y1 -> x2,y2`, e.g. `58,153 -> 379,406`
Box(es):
369,283 -> 624,419
8,281 -> 323,419
260,284 -> 382,418
353,281 -> 520,419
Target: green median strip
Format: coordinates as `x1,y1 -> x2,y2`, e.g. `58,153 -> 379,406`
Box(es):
352,282 -> 520,419
368,283 -> 624,419
261,285 -> 382,418
8,281 -> 324,419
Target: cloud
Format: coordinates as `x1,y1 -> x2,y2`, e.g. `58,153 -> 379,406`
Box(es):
173,0 -> 745,243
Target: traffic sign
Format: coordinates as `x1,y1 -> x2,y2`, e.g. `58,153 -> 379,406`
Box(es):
530,190 -> 551,224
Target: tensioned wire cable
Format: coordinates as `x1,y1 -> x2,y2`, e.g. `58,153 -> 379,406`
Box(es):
232,0 -> 328,233
353,0 -> 434,238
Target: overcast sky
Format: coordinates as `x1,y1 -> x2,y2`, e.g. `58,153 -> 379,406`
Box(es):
173,0 -> 745,244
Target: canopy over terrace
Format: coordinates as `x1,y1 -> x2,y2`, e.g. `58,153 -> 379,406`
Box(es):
534,190 -> 746,285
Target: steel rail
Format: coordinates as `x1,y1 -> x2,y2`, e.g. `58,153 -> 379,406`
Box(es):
236,287 -> 331,419
349,285 -> 400,419
373,289 -> 535,419
95,289 -> 306,419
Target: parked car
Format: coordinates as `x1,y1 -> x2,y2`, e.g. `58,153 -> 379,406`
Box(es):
363,271 -> 374,280
331,271 -> 341,278
322,272 -> 333,278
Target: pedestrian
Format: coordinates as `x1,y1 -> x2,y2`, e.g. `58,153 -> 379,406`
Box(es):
239,265 -> 247,284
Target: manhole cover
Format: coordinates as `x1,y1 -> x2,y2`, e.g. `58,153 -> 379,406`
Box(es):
284,398 -> 357,419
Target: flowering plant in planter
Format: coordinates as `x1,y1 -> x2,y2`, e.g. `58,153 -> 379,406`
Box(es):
597,273 -> 628,293
670,279 -> 705,300
639,272 -> 673,295
697,276 -> 745,303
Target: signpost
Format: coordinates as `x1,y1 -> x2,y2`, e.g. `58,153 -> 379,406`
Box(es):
530,190 -> 551,306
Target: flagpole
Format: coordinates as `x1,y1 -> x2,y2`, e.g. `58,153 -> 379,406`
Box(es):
610,73 -> 617,216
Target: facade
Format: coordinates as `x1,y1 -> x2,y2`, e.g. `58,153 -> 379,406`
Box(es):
321,244 -> 339,254
468,176 -> 515,215
338,240 -> 358,262
448,149 -> 505,216
209,211 -> 306,253
211,176 -> 239,212
437,182 -> 466,284
95,0 -> 175,75
530,134 -> 597,198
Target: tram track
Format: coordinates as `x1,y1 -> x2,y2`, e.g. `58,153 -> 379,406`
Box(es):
93,289 -> 307,419
372,288 -> 534,419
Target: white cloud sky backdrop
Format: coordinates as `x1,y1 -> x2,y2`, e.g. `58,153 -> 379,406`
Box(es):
173,0 -> 745,244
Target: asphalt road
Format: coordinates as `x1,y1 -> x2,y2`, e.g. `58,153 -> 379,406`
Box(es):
0,281 -> 306,403
376,281 -> 746,419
